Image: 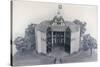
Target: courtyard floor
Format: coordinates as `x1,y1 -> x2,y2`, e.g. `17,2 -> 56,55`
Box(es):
13,48 -> 97,66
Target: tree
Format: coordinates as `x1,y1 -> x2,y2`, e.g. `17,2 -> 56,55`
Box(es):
73,19 -> 86,37
14,24 -> 36,55
82,34 -> 97,56
24,24 -> 36,50
14,37 -> 27,54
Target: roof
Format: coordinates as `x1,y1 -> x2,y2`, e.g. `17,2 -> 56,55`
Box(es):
35,20 -> 80,32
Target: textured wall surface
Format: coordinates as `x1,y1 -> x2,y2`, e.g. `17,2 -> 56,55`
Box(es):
71,31 -> 80,54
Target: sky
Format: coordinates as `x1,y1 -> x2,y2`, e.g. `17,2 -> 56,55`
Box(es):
12,0 -> 98,54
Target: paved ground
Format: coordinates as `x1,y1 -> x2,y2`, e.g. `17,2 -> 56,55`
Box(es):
13,51 -> 55,66
48,47 -> 69,57
62,49 -> 97,63
13,49 -> 97,66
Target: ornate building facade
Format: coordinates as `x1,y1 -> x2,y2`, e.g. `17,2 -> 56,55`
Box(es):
35,5 -> 80,54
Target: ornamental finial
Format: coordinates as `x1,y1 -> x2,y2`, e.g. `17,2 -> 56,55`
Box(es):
58,4 -> 62,9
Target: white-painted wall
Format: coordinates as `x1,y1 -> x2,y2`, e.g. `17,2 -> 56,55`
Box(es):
70,31 -> 80,54
36,31 -> 42,53
35,29 -> 47,54
41,32 -> 47,54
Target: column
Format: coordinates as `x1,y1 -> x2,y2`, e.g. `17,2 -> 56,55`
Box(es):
52,31 -> 53,47
64,31 -> 65,44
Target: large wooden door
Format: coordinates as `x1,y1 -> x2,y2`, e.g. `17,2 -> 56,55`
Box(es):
46,27 -> 52,53
65,27 -> 71,54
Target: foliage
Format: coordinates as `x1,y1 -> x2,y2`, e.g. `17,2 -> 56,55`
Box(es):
14,37 -> 27,54
25,24 -> 36,50
73,19 -> 86,36
14,24 -> 36,54
82,34 -> 97,55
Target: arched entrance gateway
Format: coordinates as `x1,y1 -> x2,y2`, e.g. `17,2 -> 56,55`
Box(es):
35,5 -> 80,55
46,26 -> 71,54
46,5 -> 71,54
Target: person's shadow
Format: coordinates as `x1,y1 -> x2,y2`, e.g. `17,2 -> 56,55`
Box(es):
60,58 -> 62,63
54,57 -> 57,64
54,57 -> 62,64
